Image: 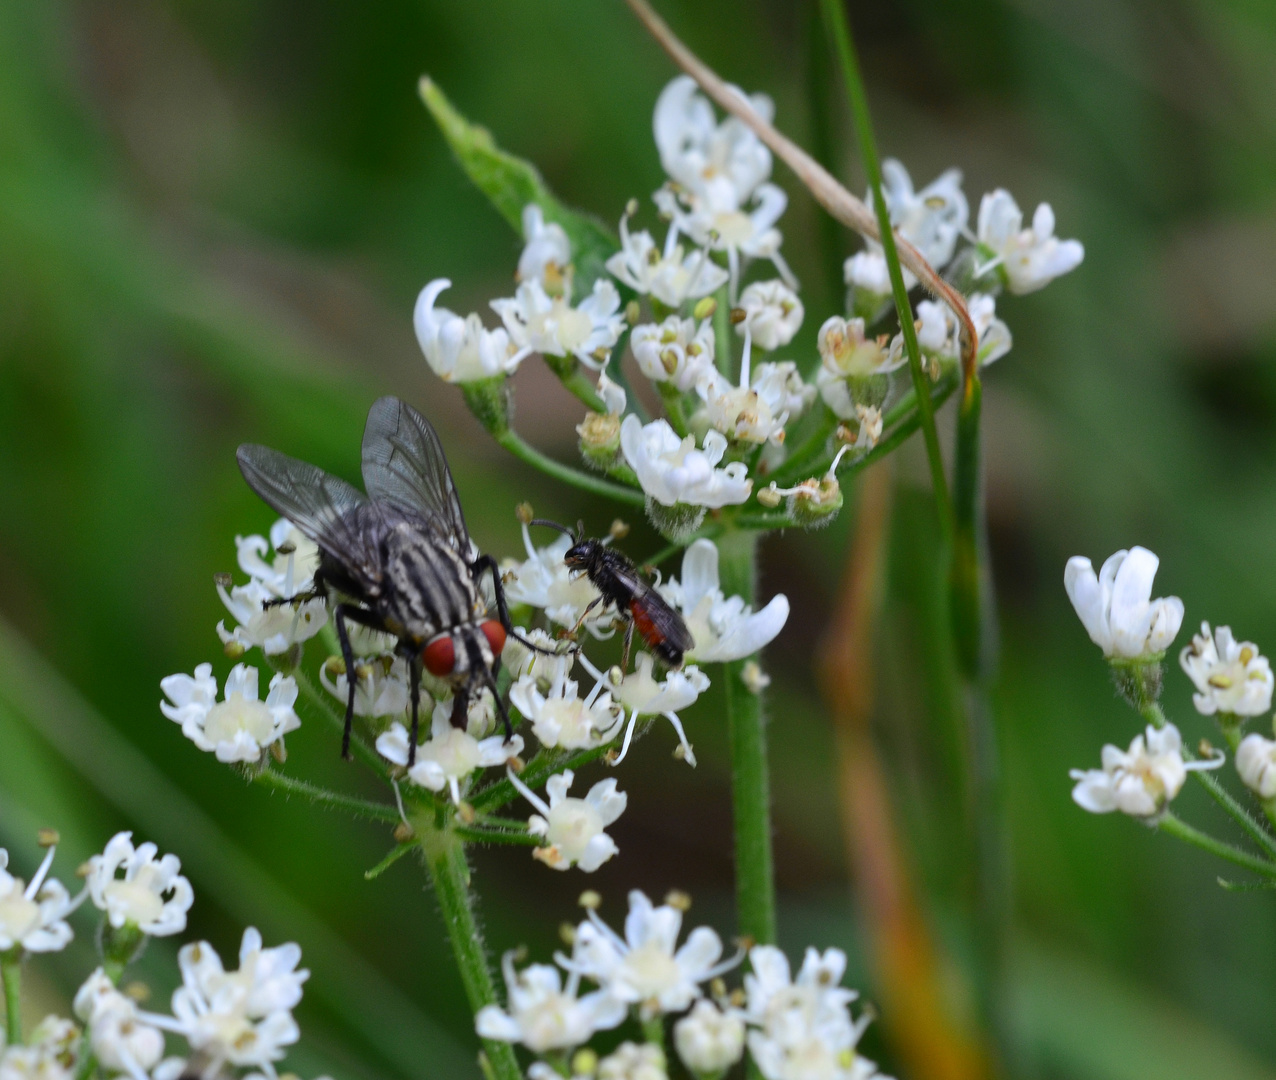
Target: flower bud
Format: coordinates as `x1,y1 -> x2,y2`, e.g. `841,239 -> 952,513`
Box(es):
577,410 -> 622,469
789,476 -> 843,529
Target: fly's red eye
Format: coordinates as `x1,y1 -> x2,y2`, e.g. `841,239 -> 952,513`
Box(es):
422,635 -> 456,677
480,619 -> 506,657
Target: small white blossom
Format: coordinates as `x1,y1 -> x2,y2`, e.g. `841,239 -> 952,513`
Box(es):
416,279 -> 529,383
581,653 -> 709,766
1178,623 -> 1273,718
519,205 -> 572,293
566,890 -> 737,1018
1236,734 -> 1276,799
0,846 -> 76,954
507,768 -> 627,872
234,520 -> 320,597
74,971 -> 165,1080
216,577 -> 327,656
476,951 -> 625,1053
319,655 -> 411,719
736,280 -> 803,351
815,316 -> 902,420
599,1042 -> 669,1080
889,294 -> 1010,369
161,663 -> 300,764
620,417 -> 752,508
154,931 -> 306,1074
87,832 -> 193,937
745,945 -> 885,1080
492,278 -> 625,371
606,214 -> 728,308
653,75 -> 773,211
376,710 -> 523,805
0,1016 -> 81,1080
976,189 -> 1084,294
1064,547 -> 1184,659
876,161 -> 968,270
696,329 -> 813,447
675,1000 -> 746,1076
631,317 -> 716,393
1069,723 -> 1221,819
843,250 -> 894,297
661,539 -> 789,663
510,671 -> 621,752
502,522 -> 606,633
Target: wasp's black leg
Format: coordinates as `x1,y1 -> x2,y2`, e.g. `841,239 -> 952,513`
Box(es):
407,655 -> 422,768
621,619 -> 634,673
568,595 -> 604,639
471,553 -> 562,656
333,605 -> 358,761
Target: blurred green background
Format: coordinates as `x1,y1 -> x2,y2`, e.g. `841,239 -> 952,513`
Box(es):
3,0 -> 1276,1077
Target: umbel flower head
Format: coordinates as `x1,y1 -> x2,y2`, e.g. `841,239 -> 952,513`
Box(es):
74,969 -> 166,1080
1069,723 -> 1222,820
161,663 -> 301,764
0,1016 -> 82,1080
86,832 -> 193,937
1178,622 -> 1273,718
1064,547 -> 1184,659
377,705 -> 524,805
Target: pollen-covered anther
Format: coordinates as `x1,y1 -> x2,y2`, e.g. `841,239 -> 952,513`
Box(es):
664,889 -> 691,911
578,889 -> 602,910
729,307 -> 747,324
516,502 -> 535,524
756,484 -> 783,508
37,829 -> 60,848
693,296 -> 717,320
609,519 -> 630,540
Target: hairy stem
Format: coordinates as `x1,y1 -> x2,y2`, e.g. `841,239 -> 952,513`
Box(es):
819,0 -> 951,537
1159,813 -> 1276,879
254,769 -> 404,824
494,430 -> 645,506
2,953 -> 20,1046
414,813 -> 521,1080
718,529 -> 776,944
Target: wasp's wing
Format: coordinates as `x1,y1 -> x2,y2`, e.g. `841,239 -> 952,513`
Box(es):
361,396 -> 470,551
237,444 -> 379,580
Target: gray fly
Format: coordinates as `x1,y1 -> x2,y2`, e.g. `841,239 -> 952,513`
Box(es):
236,396 -> 550,764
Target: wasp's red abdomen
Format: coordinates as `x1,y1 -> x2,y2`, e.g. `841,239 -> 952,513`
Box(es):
630,599 -> 665,646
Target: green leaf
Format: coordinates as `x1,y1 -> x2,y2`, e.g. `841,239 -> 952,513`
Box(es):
419,76 -> 619,295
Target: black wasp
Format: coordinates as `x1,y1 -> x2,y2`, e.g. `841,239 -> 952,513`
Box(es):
238,396 -> 553,764
531,520 -> 695,669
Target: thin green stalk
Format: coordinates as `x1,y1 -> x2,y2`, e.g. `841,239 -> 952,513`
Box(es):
2,953 -> 20,1046
287,663 -> 390,780
1140,702 -> 1276,860
454,825 -> 541,847
414,813 -> 521,1080
717,529 -> 776,944
642,1014 -> 666,1051
365,841 -> 415,880
1159,813 -> 1276,879
659,383 -> 691,438
254,769 -> 403,824
559,367 -> 607,413
713,282 -> 732,377
819,0 -> 952,539
494,430 -> 645,506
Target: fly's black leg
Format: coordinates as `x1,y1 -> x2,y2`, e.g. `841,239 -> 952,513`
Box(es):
449,685 -> 470,730
471,554 -> 563,656
408,655 -> 422,768
333,605 -> 358,761
262,585 -> 324,611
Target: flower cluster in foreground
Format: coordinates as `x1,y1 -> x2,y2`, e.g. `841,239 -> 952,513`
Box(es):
477,891 -> 891,1080
0,832 -> 320,1080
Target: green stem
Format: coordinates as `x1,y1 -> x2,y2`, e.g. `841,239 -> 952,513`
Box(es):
659,383 -> 691,438
454,825 -> 541,847
494,430 -> 645,506
642,1014 -> 666,1051
1159,813 -> 1276,879
2,953 -> 20,1046
286,663 -> 390,780
820,0 -> 952,540
1140,703 -> 1276,860
365,841 -> 416,880
254,769 -> 403,823
559,368 -> 607,413
713,282 -> 733,377
717,529 -> 776,944
414,813 -> 521,1080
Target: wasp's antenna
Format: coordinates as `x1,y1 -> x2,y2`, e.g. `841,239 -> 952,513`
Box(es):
530,518 -> 576,539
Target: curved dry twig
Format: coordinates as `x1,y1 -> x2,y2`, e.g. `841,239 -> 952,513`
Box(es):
623,0 -> 978,385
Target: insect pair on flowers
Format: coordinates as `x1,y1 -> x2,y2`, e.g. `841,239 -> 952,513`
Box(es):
236,395 -> 695,769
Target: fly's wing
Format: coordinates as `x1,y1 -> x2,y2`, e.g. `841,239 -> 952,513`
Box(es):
237,444 -> 379,587
361,396 -> 471,553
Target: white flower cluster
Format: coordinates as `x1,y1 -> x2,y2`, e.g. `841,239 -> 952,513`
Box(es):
1062,545 -> 1276,822
0,833 -> 320,1080
476,891 -> 886,1080
411,78 -> 1081,536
